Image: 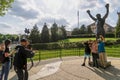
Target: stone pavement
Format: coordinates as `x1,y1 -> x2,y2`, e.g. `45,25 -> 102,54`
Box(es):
9,56 -> 120,80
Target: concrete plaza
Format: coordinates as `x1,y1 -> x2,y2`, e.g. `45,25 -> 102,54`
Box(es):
9,56 -> 120,80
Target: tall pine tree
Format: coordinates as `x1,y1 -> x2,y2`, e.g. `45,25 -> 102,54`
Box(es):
51,22 -> 59,42
29,24 -> 40,43
41,23 -> 50,43
60,25 -> 67,39
79,24 -> 87,34
87,26 -> 93,34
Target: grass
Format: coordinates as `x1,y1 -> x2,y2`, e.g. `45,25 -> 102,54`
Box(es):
31,38 -> 120,61
33,48 -> 80,60
32,44 -> 120,61
61,38 -> 119,42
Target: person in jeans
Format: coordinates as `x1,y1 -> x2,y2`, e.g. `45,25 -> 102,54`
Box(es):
98,35 -> 106,68
0,39 -> 11,80
81,41 -> 91,66
91,40 -> 99,68
13,39 -> 32,80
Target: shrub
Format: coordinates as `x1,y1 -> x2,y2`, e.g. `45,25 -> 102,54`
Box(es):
116,39 -> 120,44
32,39 -> 120,50
67,34 -> 95,38
32,42 -> 83,50
105,33 -> 115,38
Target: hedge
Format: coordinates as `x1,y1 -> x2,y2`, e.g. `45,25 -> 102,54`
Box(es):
32,39 -> 120,50
32,42 -> 84,50
67,33 -> 115,38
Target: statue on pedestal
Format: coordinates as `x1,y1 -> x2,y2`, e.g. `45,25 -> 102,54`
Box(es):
87,4 -> 111,68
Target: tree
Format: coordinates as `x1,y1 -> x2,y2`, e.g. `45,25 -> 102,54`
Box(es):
72,27 -> 80,35
24,28 -> 30,39
79,24 -> 87,34
29,24 -> 40,43
51,23 -> 59,42
60,25 -> 67,39
116,13 -> 120,38
87,26 -> 93,34
0,0 -> 14,16
41,23 -> 50,43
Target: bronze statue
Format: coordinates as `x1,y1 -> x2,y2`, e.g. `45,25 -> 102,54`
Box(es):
87,4 -> 109,39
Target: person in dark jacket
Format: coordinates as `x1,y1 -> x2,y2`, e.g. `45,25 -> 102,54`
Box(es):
81,41 -> 91,66
13,39 -> 31,80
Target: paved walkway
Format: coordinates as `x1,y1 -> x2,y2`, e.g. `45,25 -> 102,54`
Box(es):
9,56 -> 120,80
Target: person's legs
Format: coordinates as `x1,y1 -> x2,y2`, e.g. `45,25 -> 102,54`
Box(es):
99,53 -> 106,67
88,55 -> 91,65
92,53 -> 96,66
95,54 -> 99,68
0,64 -> 5,80
4,61 -> 11,80
99,53 -> 103,66
14,66 -> 24,80
101,53 -> 106,67
24,69 -> 28,80
81,54 -> 87,66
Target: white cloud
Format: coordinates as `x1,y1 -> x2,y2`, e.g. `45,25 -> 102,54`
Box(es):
9,0 -> 40,20
0,0 -> 119,34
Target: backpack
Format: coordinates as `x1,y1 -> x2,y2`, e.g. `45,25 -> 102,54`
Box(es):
0,51 -> 5,63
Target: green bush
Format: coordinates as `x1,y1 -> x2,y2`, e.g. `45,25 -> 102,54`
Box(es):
67,34 -> 95,38
105,33 -> 115,38
32,40 -> 120,50
116,39 -> 120,44
32,42 -> 83,50
105,40 -> 116,46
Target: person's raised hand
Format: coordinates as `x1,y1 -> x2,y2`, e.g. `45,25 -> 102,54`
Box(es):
87,10 -> 90,13
105,3 -> 109,9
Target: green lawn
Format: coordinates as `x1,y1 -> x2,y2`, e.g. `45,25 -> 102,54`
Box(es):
32,44 -> 120,61
61,38 -> 119,42
31,38 -> 120,61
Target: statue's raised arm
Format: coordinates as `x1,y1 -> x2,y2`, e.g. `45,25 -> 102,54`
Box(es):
103,4 -> 109,19
87,10 -> 97,21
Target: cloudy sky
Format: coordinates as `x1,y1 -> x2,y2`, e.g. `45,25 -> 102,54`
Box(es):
0,0 -> 120,34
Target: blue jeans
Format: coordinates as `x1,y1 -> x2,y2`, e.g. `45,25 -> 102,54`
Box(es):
0,61 -> 11,80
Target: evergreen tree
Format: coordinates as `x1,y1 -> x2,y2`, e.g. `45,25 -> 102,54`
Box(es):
41,23 -> 50,43
60,25 -> 67,39
72,27 -> 80,35
29,24 -> 40,43
79,24 -> 87,34
116,13 -> 120,38
51,23 -> 59,42
87,26 -> 93,34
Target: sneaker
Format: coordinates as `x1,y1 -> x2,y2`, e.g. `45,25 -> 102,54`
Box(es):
81,63 -> 85,66
93,65 -> 95,67
88,63 -> 91,66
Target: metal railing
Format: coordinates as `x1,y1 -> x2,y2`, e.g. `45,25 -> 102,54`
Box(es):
32,48 -> 120,62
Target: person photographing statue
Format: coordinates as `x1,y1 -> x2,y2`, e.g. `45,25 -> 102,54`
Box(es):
87,4 -> 109,39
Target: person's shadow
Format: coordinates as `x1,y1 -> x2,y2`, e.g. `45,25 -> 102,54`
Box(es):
86,66 -> 120,80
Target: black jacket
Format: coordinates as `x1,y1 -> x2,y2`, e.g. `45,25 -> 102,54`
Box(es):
84,44 -> 91,54
13,45 -> 27,69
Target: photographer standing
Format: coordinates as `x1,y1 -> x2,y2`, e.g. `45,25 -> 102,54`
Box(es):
13,39 -> 33,80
